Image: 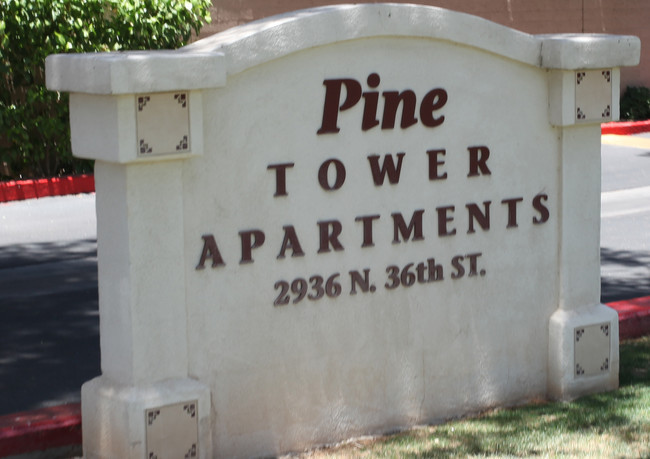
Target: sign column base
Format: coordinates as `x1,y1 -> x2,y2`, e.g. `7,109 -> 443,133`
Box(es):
548,304 -> 619,401
81,376 -> 212,458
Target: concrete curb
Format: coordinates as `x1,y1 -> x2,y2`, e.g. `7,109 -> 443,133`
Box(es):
0,175 -> 94,203
0,297 -> 648,457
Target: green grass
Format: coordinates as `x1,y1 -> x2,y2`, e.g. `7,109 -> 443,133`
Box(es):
299,336 -> 650,458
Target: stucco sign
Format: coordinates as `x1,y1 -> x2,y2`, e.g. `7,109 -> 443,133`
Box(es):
47,4 -> 639,458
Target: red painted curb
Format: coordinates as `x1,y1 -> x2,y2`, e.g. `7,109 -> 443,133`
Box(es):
0,175 -> 95,203
608,296 -> 650,340
0,404 -> 81,456
601,120 -> 650,135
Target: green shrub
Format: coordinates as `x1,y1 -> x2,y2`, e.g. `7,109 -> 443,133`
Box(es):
620,86 -> 650,121
0,0 -> 211,179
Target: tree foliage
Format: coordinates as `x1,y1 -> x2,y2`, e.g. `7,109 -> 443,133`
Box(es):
0,0 -> 211,179
620,86 -> 650,121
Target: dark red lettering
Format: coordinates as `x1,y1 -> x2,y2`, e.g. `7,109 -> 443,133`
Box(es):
436,206 -> 456,236
355,214 -> 380,247
466,252 -> 482,276
277,225 -> 305,259
318,220 -> 344,253
532,193 -> 550,224
319,75 -> 448,133
427,258 -> 444,281
267,163 -> 294,197
391,210 -> 425,243
466,201 -> 491,233
362,73 -> 381,130
367,153 -> 405,186
239,229 -> 265,264
416,262 -> 427,283
349,269 -> 371,294
501,197 -> 524,228
318,158 -> 346,191
317,78 -> 362,134
196,234 -> 225,269
426,149 -> 447,180
451,255 -> 465,279
382,90 -> 418,129
420,88 -> 447,127
467,146 -> 491,177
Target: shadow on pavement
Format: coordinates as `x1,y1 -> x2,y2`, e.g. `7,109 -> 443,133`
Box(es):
0,240 -> 100,415
601,247 -> 650,303
0,238 -> 97,270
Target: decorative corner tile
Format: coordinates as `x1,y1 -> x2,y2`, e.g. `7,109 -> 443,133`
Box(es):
145,401 -> 198,458
574,322 -> 611,378
575,69 -> 612,123
136,92 -> 191,157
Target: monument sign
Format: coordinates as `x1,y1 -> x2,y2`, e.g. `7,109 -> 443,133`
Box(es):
46,4 -> 640,457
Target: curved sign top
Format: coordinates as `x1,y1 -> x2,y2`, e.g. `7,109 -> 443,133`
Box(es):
47,4 -> 639,94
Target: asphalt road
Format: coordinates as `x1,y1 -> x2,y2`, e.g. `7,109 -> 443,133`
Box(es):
0,136 -> 649,415
600,133 -> 650,302
0,196 -> 98,414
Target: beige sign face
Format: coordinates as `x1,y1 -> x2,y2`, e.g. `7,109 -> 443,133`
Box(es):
184,37 -> 558,455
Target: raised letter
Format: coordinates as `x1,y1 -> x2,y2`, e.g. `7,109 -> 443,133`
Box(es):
382,90 -> 418,129
350,269 -> 372,294
239,229 -> 265,264
426,149 -> 447,180
355,214 -> 380,247
501,197 -> 523,228
318,158 -> 346,191
416,262 -> 427,283
466,252 -> 482,276
436,206 -> 456,236
317,78 -> 362,134
466,201 -> 491,233
367,153 -> 405,186
362,73 -> 381,130
420,88 -> 447,127
318,220 -> 344,253
267,163 -> 294,197
467,146 -> 491,177
277,225 -> 305,259
451,255 -> 465,279
392,210 -> 425,243
427,258 -> 444,281
196,234 -> 225,269
532,193 -> 550,224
